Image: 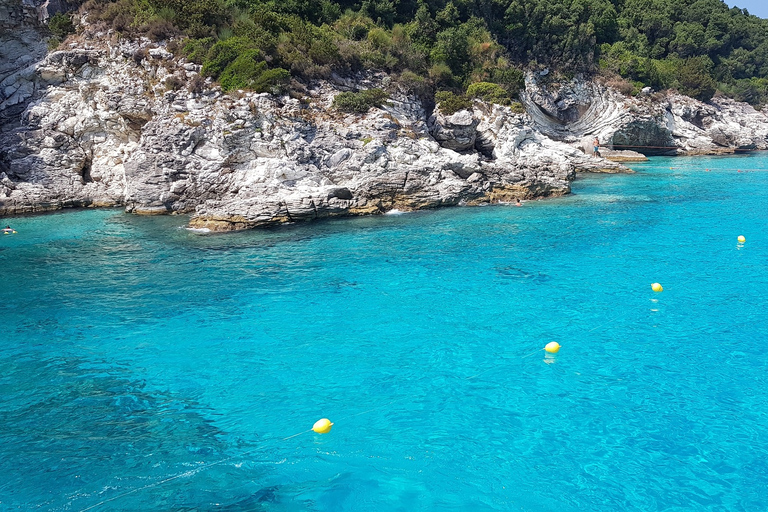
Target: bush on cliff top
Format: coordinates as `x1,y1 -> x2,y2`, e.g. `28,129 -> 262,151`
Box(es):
434,91 -> 472,115
48,12 -> 75,39
333,89 -> 388,113
719,77 -> 768,106
466,82 -> 511,105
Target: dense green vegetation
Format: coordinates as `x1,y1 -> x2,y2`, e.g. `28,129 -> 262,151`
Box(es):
599,0 -> 768,103
75,0 -> 768,106
333,88 -> 389,112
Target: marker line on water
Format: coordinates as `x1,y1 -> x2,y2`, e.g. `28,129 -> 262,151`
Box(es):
78,426 -> 318,512
75,304 -> 640,511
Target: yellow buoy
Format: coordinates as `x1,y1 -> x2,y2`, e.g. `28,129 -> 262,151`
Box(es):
544,342 -> 560,354
312,418 -> 333,434
651,282 -> 663,292
738,235 -> 746,243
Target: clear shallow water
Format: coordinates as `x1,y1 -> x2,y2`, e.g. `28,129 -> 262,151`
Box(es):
1,154 -> 767,511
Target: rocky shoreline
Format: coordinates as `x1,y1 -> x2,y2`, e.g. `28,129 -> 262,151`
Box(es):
2,0 -> 768,231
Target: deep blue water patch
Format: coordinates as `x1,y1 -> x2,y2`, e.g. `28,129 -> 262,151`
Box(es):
1,154 -> 767,511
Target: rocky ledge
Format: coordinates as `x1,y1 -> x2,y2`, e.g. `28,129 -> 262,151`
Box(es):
522,75 -> 768,156
1,5 -> 767,230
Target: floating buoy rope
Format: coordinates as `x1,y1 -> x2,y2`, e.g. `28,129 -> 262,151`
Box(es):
75,335 -> 567,511
77,295 -> 665,510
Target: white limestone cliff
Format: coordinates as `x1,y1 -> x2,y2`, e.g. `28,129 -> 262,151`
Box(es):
521,74 -> 768,156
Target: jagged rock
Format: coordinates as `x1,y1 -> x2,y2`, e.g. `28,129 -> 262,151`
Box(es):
148,47 -> 173,61
599,149 -> 648,163
0,0 -> 48,126
522,73 -> 768,156
429,108 -> 479,152
612,120 -> 677,155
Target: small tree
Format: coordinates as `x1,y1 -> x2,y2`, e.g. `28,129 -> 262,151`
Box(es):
677,56 -> 716,102
434,90 -> 471,114
48,12 -> 75,39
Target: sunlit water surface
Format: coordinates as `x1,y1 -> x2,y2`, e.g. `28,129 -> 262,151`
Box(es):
1,155 -> 767,511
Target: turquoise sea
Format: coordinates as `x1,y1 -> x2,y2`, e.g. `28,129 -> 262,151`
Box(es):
1,154 -> 767,511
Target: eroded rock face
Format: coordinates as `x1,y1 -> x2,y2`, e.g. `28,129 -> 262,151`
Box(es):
428,109 -> 479,152
0,0 -> 48,127
0,44 -> 149,212
612,120 -> 677,155
668,95 -> 768,153
522,74 -> 768,155
186,95 -> 582,231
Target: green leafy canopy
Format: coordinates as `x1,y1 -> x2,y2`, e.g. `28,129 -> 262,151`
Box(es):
79,0 -> 768,106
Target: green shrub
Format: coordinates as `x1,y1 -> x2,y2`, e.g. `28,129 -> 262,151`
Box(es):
219,50 -> 266,91
150,0 -> 227,33
334,11 -> 373,41
368,27 -> 392,50
429,62 -> 454,87
252,67 -> 290,94
719,78 -> 768,107
48,12 -> 75,39
399,69 -> 429,95
677,56 -> 717,102
201,37 -> 256,78
272,19 -> 343,75
434,90 -> 471,115
333,88 -> 388,113
466,82 -> 510,105
306,24 -> 342,66
360,50 -> 389,69
652,59 -> 678,90
183,37 -> 215,64
78,0 -> 768,108
491,67 -> 525,97
218,49 -> 290,93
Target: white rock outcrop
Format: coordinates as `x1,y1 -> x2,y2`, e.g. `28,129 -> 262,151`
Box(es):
522,75 -> 768,155
0,0 -> 48,125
